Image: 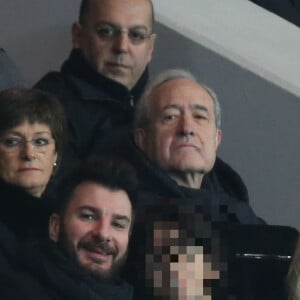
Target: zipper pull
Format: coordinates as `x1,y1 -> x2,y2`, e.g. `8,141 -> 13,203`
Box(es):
129,95 -> 134,107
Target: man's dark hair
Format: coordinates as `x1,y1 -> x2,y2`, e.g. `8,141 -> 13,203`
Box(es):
52,157 -> 138,217
79,0 -> 155,28
78,0 -> 89,24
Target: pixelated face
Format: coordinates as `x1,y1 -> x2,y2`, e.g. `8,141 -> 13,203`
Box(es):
136,78 -> 221,178
72,0 -> 155,89
49,182 -> 132,278
146,222 -> 220,299
0,121 -> 57,197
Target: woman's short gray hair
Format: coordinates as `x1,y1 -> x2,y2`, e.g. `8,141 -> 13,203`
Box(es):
134,69 -> 221,131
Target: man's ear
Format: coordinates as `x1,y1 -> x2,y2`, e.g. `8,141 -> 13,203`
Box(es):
49,213 -> 61,242
134,128 -> 146,151
147,33 -> 156,64
216,129 -> 222,149
72,22 -> 82,49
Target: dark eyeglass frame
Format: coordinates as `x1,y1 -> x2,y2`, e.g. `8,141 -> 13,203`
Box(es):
95,23 -> 154,45
0,136 -> 55,153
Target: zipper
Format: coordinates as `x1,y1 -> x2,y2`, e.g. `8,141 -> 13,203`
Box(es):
129,95 -> 134,107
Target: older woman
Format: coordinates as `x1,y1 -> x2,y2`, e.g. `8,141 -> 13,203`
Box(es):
0,87 -> 65,269
0,88 -> 65,197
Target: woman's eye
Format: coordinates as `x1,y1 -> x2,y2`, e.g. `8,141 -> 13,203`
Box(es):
33,138 -> 50,146
3,138 -> 21,147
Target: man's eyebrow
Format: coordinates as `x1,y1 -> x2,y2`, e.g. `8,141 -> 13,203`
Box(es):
162,104 -> 181,111
191,104 -> 209,113
129,25 -> 149,31
77,205 -> 97,212
76,207 -> 131,224
161,104 -> 209,113
95,21 -> 149,31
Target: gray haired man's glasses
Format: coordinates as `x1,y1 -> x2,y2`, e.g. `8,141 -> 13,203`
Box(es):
95,23 -> 153,45
0,136 -> 55,153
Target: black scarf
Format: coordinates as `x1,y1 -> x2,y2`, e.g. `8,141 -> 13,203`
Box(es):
20,239 -> 133,300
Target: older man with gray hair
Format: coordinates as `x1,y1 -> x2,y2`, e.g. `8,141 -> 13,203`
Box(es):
120,68 -> 260,224
119,69 -> 261,299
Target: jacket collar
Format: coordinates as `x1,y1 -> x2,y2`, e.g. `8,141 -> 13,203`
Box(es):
124,138 -> 249,201
61,49 -> 149,105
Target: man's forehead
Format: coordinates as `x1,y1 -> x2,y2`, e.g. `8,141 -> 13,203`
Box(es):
149,79 -> 214,108
68,182 -> 132,215
87,0 -> 153,26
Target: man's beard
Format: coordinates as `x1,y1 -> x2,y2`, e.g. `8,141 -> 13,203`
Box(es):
57,226 -> 127,280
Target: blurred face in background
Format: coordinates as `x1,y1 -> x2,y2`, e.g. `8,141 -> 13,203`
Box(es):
146,221 -> 220,299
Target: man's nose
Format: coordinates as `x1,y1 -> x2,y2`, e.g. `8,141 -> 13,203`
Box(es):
178,115 -> 195,137
113,31 -> 130,53
92,218 -> 111,242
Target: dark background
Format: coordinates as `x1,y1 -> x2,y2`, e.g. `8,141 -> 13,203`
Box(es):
249,0 -> 300,26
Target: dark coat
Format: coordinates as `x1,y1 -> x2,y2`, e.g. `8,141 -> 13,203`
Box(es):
34,49 -> 149,183
0,239 -> 133,300
0,177 -> 48,272
0,178 -> 50,300
118,137 -> 260,221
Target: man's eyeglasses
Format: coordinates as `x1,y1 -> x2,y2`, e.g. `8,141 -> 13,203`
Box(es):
0,136 -> 55,153
95,24 -> 153,45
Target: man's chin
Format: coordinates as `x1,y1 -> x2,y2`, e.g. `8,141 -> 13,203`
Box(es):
168,164 -> 207,174
86,264 -> 115,280
81,252 -> 128,280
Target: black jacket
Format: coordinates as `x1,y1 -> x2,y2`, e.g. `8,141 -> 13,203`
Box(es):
119,138 -> 260,225
0,178 -> 48,272
1,239 -> 133,300
34,49 -> 149,180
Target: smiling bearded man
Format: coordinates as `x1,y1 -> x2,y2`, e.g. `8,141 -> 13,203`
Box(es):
1,158 -> 138,300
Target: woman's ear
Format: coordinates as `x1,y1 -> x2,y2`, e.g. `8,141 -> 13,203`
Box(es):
52,152 -> 58,174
